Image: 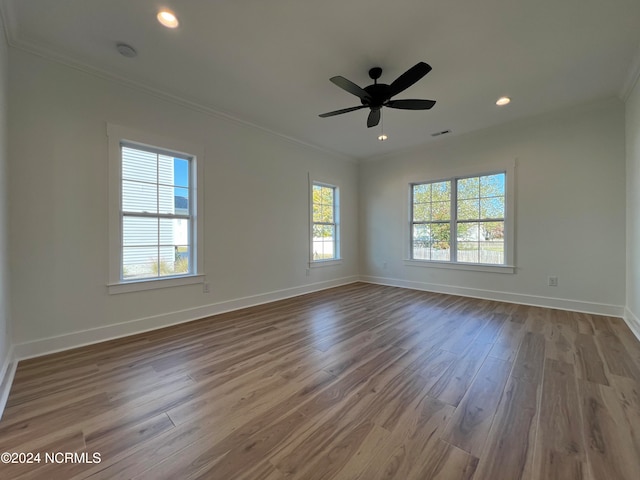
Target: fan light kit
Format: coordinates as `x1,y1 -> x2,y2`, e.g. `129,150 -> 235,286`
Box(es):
377,109 -> 388,141
319,62 -> 436,129
157,10 -> 179,28
496,96 -> 511,106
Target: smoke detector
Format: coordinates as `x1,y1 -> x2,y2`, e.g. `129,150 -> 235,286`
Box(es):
116,43 -> 137,58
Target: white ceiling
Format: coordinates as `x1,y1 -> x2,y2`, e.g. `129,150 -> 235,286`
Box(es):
2,0 -> 640,159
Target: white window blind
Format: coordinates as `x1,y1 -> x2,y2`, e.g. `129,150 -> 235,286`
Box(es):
121,144 -> 193,280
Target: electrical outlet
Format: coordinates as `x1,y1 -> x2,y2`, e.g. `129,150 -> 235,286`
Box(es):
547,276 -> 558,287
203,282 -> 210,293
383,262 -> 388,269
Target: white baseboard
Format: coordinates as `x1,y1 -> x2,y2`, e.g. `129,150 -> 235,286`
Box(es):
360,275 -> 625,317
624,308 -> 640,342
13,276 -> 359,361
0,344 -> 16,420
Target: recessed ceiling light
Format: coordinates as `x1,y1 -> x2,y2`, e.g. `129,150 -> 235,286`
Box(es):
378,134 -> 388,141
157,10 -> 179,28
496,96 -> 511,106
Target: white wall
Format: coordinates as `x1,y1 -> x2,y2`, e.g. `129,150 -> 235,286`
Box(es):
8,49 -> 359,354
0,17 -> 12,381
626,76 -> 640,336
360,99 -> 626,314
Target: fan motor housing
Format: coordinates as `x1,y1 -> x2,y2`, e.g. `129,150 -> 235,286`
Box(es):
362,84 -> 390,107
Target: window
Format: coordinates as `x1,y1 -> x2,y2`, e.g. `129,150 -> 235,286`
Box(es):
411,180 -> 452,261
410,169 -> 513,270
108,125 -> 204,293
121,144 -> 193,280
311,182 -> 339,262
456,174 -> 506,264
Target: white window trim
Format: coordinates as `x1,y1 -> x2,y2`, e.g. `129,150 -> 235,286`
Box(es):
310,259 -> 343,268
404,159 -> 516,274
403,259 -> 515,274
107,124 -> 205,294
309,174 -> 342,266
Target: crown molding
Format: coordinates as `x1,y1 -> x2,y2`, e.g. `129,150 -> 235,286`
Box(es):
620,40 -> 640,102
0,1 -> 16,46
0,3 -> 356,163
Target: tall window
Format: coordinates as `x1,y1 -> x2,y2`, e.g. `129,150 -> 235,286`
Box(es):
311,183 -> 339,261
411,172 -> 507,265
121,144 -> 194,280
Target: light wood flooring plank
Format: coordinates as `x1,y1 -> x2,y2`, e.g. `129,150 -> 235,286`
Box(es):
473,376 -> 540,480
609,375 -> 640,467
427,338 -> 494,406
579,380 -> 640,480
441,356 -> 512,456
511,331 -> 545,384
596,332 -> 640,381
575,333 -> 610,386
532,359 -> 587,479
489,319 -> 526,362
354,395 -> 457,480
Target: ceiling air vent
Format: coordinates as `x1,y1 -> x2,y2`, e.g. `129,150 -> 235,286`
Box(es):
431,129 -> 451,137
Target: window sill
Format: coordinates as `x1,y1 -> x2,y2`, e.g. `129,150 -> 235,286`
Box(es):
108,274 -> 205,294
310,259 -> 343,268
404,259 -> 515,274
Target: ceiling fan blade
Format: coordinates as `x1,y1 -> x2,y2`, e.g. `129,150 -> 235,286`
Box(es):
367,109 -> 381,128
388,62 -> 432,98
318,105 -> 367,118
386,99 -> 436,110
330,76 -> 372,102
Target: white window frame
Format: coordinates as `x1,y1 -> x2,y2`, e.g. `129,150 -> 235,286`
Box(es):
309,177 -> 341,266
404,160 -> 516,274
107,124 -> 205,294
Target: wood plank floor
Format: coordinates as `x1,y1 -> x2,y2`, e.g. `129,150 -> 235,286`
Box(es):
1,283 -> 640,479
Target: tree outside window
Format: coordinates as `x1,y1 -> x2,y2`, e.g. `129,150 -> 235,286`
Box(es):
312,183 -> 339,261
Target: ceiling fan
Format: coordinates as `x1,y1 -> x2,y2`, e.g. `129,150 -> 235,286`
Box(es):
319,62 -> 436,128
